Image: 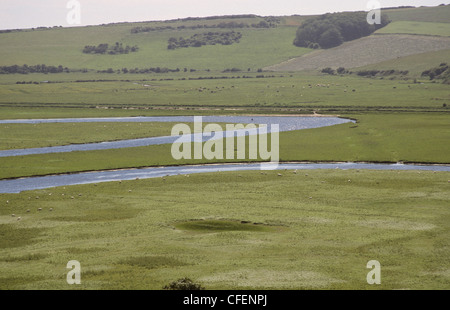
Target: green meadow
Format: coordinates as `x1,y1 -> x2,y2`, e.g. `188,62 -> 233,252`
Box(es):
375,21 -> 450,37
0,169 -> 449,289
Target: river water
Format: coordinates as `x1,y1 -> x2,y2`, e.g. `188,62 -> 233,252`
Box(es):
1,116 -> 448,194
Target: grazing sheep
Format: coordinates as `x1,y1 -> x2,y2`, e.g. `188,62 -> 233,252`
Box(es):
277,173 -> 282,177
293,170 -> 297,174
11,214 -> 15,217
49,208 -> 53,211
38,208 -> 42,211
26,209 -> 30,213
17,217 -> 21,221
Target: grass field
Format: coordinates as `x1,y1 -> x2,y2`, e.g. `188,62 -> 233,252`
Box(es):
1,72 -> 449,112
0,121 -> 233,150
0,169 -> 449,289
383,5 -> 450,23
375,21 -> 450,37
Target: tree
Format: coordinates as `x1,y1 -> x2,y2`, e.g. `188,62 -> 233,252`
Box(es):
318,28 -> 343,48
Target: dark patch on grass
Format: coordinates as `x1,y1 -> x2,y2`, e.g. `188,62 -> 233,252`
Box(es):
0,224 -> 46,249
174,219 -> 280,233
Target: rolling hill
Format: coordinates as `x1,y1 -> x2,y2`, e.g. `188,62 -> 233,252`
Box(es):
0,5 -> 449,74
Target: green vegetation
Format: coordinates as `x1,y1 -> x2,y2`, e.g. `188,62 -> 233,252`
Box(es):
0,169 -> 448,289
0,122 -> 178,150
293,11 -> 390,49
0,19 -> 307,72
82,42 -> 139,55
0,73 -> 449,111
167,31 -> 242,49
375,21 -> 450,37
355,48 -> 450,77
0,64 -> 68,74
0,5 -> 449,290
383,5 -> 450,23
163,278 -> 205,290
421,62 -> 450,83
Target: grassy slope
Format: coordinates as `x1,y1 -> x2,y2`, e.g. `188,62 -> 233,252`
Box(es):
375,21 -> 450,36
0,20 -> 309,71
355,48 -> 450,76
383,5 -> 450,23
0,169 -> 449,289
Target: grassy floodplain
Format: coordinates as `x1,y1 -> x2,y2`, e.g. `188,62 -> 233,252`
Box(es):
0,169 -> 449,289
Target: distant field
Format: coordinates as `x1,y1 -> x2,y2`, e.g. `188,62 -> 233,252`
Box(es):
383,5 -> 450,23
375,21 -> 450,37
265,34 -> 450,71
1,73 -> 449,112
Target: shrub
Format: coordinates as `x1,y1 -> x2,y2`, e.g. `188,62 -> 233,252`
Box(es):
163,278 -> 205,290
321,67 -> 335,75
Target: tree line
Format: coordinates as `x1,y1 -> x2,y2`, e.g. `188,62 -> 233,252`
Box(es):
131,20 -> 276,34
167,31 -> 242,49
293,11 -> 390,49
0,64 -> 68,74
82,42 -> 139,55
321,67 -> 408,77
422,63 -> 449,83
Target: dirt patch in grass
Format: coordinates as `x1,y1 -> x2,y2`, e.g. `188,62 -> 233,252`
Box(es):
265,34 -> 450,71
174,219 -> 283,233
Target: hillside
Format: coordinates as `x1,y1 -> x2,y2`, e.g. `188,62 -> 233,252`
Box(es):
264,34 -> 450,72
266,5 -> 450,72
0,16 -> 308,72
383,4 -> 450,23
0,5 -> 449,74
